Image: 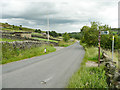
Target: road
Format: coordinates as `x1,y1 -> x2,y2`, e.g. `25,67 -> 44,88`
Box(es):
2,42 -> 85,88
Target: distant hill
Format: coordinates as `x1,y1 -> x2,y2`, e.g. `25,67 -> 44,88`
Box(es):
0,22 -> 35,32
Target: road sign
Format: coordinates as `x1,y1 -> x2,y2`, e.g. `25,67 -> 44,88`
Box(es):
101,31 -> 109,35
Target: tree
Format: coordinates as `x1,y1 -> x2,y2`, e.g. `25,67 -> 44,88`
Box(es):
80,21 -> 120,50
12,25 -> 14,28
49,31 -> 58,37
63,32 -> 70,42
58,33 -> 62,36
35,29 -> 41,33
19,25 -> 22,30
20,25 -> 22,27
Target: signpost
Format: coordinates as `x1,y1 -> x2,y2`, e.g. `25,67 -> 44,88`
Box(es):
112,35 -> 114,60
98,31 -> 101,67
98,30 -> 109,67
101,31 -> 109,35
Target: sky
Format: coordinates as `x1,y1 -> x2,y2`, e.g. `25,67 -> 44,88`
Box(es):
0,0 -> 119,33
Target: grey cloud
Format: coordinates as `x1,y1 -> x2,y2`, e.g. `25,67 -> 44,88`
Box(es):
1,0 -> 118,33
2,2 -> 58,19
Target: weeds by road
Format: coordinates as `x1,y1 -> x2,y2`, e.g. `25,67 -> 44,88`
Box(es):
67,43 -> 108,88
1,45 -> 56,64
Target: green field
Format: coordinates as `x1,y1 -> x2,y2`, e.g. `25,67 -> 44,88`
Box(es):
32,37 -> 58,43
32,33 -> 42,36
0,38 -> 22,42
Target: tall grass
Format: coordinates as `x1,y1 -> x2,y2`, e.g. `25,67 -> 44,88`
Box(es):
67,43 -> 108,88
1,45 -> 56,64
68,66 -> 108,88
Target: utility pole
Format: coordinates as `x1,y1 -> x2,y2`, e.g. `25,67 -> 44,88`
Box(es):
112,35 -> 114,60
47,16 -> 49,42
98,30 -> 101,67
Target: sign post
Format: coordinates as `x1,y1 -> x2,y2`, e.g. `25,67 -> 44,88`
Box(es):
98,30 -> 109,67
112,35 -> 114,60
98,31 -> 101,67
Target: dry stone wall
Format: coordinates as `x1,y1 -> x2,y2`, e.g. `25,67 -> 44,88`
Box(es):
102,52 -> 120,89
1,41 -> 58,54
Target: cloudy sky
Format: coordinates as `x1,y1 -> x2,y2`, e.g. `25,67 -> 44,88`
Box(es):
0,0 -> 119,33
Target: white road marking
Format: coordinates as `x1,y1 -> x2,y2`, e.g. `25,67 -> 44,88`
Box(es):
41,75 -> 54,84
44,76 -> 53,82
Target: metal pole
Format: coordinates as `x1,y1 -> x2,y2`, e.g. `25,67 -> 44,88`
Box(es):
112,35 -> 114,60
47,17 -> 49,42
98,31 -> 101,67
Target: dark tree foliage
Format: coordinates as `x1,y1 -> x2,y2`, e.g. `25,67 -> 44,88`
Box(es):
69,32 -> 81,40
80,22 -> 120,50
49,31 -> 58,37
12,25 -> 14,28
63,32 -> 70,42
35,29 -> 41,33
58,33 -> 62,36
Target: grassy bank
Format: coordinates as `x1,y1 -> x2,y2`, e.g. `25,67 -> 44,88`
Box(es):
0,38 -> 23,42
58,40 -> 75,47
1,45 -> 56,64
67,43 -> 108,88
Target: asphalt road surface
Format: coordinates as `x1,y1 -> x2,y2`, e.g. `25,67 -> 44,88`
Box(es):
2,42 -> 85,88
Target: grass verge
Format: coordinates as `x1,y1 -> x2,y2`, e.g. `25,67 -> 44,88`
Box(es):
58,40 -> 75,47
67,43 -> 108,88
1,45 -> 56,64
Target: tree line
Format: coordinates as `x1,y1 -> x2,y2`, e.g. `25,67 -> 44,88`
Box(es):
80,22 -> 120,50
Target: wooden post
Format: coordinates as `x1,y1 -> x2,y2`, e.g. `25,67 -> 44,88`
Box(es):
98,31 -> 101,67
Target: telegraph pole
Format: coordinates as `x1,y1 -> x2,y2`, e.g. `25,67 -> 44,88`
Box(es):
98,31 -> 101,67
47,17 -> 49,42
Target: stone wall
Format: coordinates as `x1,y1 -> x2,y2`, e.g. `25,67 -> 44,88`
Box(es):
2,34 -> 39,41
1,41 -> 58,51
102,52 -> 120,89
32,35 -> 60,41
2,35 -> 58,46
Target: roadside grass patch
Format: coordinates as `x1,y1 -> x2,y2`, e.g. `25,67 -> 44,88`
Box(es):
1,45 -> 56,64
68,66 -> 108,88
67,43 -> 108,88
58,40 -> 75,47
